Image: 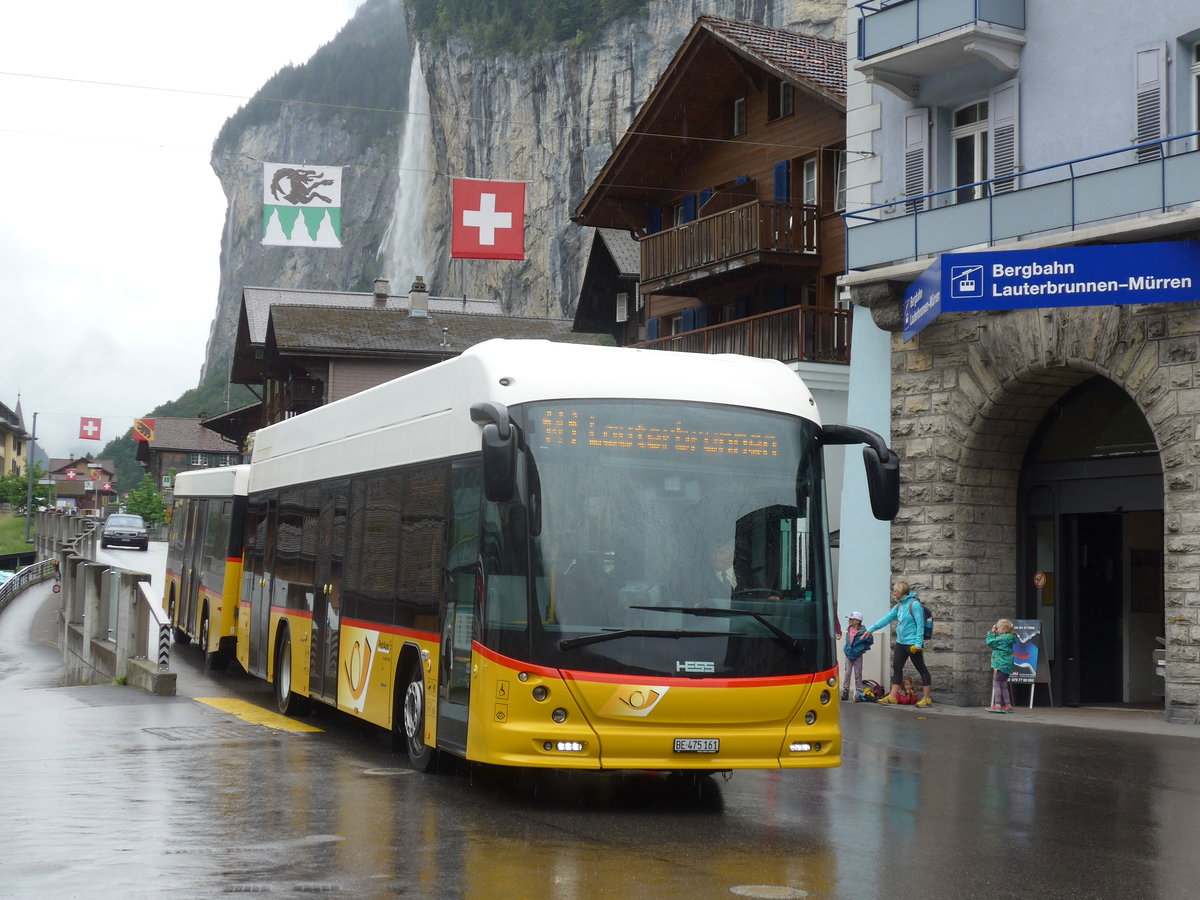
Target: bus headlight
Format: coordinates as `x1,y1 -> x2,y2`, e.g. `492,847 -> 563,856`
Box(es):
532,685 -> 549,702
819,690 -> 831,705
805,710 -> 817,726
551,707 -> 568,723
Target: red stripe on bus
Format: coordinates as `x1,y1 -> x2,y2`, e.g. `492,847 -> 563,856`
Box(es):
270,607 -> 313,620
342,618 -> 439,643
472,642 -> 831,688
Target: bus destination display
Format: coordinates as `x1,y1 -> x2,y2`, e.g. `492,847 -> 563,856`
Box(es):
538,408 -> 779,457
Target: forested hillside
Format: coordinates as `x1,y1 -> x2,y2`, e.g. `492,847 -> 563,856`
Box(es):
410,0 -> 651,51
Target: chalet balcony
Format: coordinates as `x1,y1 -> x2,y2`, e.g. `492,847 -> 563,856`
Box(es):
854,0 -> 1025,96
640,200 -> 819,295
845,133 -> 1200,272
263,376 -> 323,426
635,304 -> 851,365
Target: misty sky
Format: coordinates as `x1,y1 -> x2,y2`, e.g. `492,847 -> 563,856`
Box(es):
2,0 -> 367,460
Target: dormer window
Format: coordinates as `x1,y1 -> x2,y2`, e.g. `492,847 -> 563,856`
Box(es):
733,97 -> 746,136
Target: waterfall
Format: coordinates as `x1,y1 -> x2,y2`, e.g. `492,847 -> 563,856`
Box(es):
382,44 -> 432,289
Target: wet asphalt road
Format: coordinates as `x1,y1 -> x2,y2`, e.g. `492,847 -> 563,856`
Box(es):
3,569 -> 1200,899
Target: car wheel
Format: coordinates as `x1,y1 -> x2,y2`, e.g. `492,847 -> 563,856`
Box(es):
100,539 -> 108,548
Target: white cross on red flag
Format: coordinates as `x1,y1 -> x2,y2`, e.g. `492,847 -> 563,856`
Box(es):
79,417 -> 102,441
451,178 -> 526,260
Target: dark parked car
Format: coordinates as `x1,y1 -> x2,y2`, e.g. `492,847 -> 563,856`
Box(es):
101,514 -> 148,551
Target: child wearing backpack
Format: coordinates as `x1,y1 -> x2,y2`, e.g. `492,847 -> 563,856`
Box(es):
841,611 -> 873,700
862,581 -> 933,707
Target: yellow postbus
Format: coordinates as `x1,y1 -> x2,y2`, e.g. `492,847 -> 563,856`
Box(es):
163,465 -> 249,670
221,339 -> 897,770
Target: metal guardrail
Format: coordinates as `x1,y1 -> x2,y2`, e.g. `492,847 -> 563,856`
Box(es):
844,129 -> 1200,270
0,558 -> 58,615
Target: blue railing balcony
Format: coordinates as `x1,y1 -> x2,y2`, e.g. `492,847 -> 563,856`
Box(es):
844,131 -> 1200,271
856,0 -> 1025,60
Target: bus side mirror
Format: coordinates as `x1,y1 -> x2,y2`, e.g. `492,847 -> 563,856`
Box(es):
821,424 -> 900,522
862,445 -> 900,522
472,401 -> 516,502
481,422 -> 516,503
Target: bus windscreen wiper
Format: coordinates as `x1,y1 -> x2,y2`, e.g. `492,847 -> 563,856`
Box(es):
631,605 -> 805,655
559,628 -> 726,650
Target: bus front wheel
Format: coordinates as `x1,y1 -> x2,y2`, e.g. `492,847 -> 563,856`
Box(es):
275,629 -> 308,716
398,662 -> 436,772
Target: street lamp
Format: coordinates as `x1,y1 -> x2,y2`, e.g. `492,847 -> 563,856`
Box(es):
23,411 -> 37,542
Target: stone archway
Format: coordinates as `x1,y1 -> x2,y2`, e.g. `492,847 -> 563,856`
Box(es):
888,302 -> 1196,717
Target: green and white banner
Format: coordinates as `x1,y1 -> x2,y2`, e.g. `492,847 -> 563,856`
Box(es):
262,162 -> 343,247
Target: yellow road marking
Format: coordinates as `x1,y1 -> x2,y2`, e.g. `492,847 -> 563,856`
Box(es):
195,697 -> 324,733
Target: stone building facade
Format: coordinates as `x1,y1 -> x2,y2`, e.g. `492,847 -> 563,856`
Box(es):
839,0 -> 1200,722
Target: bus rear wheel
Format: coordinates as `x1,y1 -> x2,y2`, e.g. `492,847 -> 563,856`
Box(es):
200,612 -> 229,672
398,662 -> 436,772
275,629 -> 308,716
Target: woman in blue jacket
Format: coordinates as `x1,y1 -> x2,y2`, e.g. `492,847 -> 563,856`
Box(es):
863,581 -> 933,707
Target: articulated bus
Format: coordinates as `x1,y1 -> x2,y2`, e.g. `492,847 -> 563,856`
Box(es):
196,339 -> 898,771
163,465 -> 249,670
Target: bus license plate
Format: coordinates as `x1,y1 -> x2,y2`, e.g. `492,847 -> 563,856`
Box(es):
674,738 -> 719,754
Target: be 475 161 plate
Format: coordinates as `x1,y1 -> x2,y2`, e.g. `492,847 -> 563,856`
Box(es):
674,738 -> 719,753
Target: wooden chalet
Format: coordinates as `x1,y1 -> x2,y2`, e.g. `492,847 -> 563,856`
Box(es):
574,16 -> 850,364
48,457 -> 118,514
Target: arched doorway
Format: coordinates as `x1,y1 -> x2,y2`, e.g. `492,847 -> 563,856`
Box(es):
1019,377 -> 1163,707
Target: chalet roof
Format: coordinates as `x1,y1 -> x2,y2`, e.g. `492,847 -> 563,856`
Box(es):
597,229 -> 640,279
241,286 -> 503,346
138,418 -> 239,453
49,458 -> 116,475
265,305 -> 611,358
700,16 -> 845,101
0,400 -> 24,433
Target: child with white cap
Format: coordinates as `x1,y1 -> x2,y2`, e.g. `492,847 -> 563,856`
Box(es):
841,611 -> 871,700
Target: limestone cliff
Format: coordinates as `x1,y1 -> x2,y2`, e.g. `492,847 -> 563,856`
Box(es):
203,0 -> 843,377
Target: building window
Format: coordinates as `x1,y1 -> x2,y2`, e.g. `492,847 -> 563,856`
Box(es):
1192,43 -> 1200,148
733,97 -> 746,136
834,150 -> 847,211
951,101 -> 989,203
188,453 -> 207,466
768,79 -> 794,121
801,157 -> 818,206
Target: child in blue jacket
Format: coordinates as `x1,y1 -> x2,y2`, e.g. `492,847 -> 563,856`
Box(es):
841,612 -> 873,700
986,618 -> 1016,712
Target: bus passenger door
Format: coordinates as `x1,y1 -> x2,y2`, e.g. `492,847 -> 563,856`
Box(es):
311,482 -> 348,703
437,462 -> 482,754
181,500 -> 206,637
247,496 -> 277,679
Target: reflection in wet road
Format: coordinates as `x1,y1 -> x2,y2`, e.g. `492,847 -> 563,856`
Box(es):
3,582 -> 1200,898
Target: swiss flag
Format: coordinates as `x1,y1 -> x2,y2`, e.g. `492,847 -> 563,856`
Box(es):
79,417 -> 102,441
451,178 -> 525,260
65,470 -> 78,480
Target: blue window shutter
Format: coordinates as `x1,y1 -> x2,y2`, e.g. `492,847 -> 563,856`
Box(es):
648,206 -> 663,234
769,286 -> 788,310
774,161 -> 790,202
734,296 -> 750,319
699,188 -> 713,210
681,308 -> 696,332
647,317 -> 660,340
681,195 -> 697,223
735,174 -> 748,185
695,305 -> 709,329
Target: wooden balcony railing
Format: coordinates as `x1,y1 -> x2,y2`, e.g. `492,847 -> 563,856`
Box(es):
264,377 -> 323,426
641,200 -> 818,283
635,304 -> 852,365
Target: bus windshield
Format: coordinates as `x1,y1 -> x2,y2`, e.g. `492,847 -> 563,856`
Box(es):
479,399 -> 834,678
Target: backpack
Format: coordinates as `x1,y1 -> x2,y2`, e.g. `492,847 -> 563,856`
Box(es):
909,598 -> 933,641
859,679 -> 886,702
